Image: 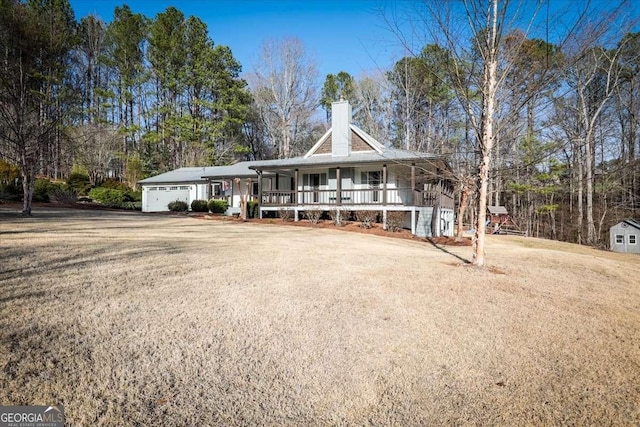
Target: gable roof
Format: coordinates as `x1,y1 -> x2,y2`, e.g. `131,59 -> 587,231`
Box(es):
305,125 -> 384,158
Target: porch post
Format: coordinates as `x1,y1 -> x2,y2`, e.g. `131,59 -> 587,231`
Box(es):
411,163 -> 416,205
336,167 -> 341,206
257,171 -> 262,218
294,168 -> 299,205
382,164 -> 387,205
230,177 -> 234,207
411,208 -> 416,235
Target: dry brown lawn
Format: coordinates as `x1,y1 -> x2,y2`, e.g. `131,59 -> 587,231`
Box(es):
1,207 -> 639,426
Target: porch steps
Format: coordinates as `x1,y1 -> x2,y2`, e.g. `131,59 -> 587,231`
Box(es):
415,207 -> 433,238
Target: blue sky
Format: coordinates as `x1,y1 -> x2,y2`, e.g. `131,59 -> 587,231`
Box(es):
68,0 -> 639,81
68,0 -> 408,79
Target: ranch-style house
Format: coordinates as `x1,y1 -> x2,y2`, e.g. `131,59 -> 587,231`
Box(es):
140,101 -> 455,237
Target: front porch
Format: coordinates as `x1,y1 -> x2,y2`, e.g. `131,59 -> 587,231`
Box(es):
260,185 -> 454,209
258,182 -> 455,237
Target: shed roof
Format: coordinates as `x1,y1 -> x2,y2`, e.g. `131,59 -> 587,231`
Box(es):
616,219 -> 640,230
488,206 -> 509,215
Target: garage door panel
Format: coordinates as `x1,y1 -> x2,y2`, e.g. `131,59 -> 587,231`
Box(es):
145,186 -> 190,212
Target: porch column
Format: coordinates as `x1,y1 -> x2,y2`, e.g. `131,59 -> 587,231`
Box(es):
411,163 -> 416,205
336,167 -> 341,206
257,171 -> 262,218
382,164 -> 387,205
294,168 -> 299,205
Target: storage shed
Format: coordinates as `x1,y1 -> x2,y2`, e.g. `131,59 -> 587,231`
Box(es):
610,219 -> 640,254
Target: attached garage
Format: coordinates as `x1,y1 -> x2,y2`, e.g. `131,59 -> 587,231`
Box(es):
139,167 -> 219,213
143,185 -> 192,212
139,161 -> 274,213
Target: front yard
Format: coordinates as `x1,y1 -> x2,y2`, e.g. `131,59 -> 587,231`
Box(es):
1,207 -> 638,425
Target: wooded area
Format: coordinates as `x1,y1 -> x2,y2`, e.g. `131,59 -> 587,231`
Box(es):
0,0 -> 638,252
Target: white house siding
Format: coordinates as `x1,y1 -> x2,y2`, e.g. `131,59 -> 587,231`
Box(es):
194,183 -> 210,202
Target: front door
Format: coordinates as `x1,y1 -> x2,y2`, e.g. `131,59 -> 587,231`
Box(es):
311,174 -> 320,203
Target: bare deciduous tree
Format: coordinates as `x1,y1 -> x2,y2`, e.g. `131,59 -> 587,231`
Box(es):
72,124 -> 121,185
249,37 -> 319,158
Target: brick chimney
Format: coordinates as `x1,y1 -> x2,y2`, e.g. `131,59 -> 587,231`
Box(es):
331,100 -> 351,157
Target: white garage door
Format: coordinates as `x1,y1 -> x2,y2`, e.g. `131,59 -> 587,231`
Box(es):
144,185 -> 191,212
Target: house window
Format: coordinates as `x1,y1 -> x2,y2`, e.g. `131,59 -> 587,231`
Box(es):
615,234 -> 624,244
170,186 -> 178,190
158,187 -> 166,191
361,171 -> 381,186
303,173 -> 327,187
180,186 -> 190,190
629,235 -> 637,245
148,187 -> 157,191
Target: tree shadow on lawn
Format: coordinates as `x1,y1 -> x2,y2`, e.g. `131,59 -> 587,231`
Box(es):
0,244 -> 175,283
425,237 -> 471,264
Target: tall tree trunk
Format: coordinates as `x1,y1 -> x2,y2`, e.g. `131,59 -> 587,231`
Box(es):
585,131 -> 595,244
576,144 -> 584,245
472,0 -> 498,267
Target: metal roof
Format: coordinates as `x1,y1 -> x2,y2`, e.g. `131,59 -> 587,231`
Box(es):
248,148 -> 449,170
200,161 -> 261,179
139,161 -> 274,184
138,166 -> 223,184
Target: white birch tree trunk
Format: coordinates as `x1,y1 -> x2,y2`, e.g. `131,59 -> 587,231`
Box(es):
472,0 -> 499,267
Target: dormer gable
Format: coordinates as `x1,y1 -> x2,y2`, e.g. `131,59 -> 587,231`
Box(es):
304,101 -> 384,158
